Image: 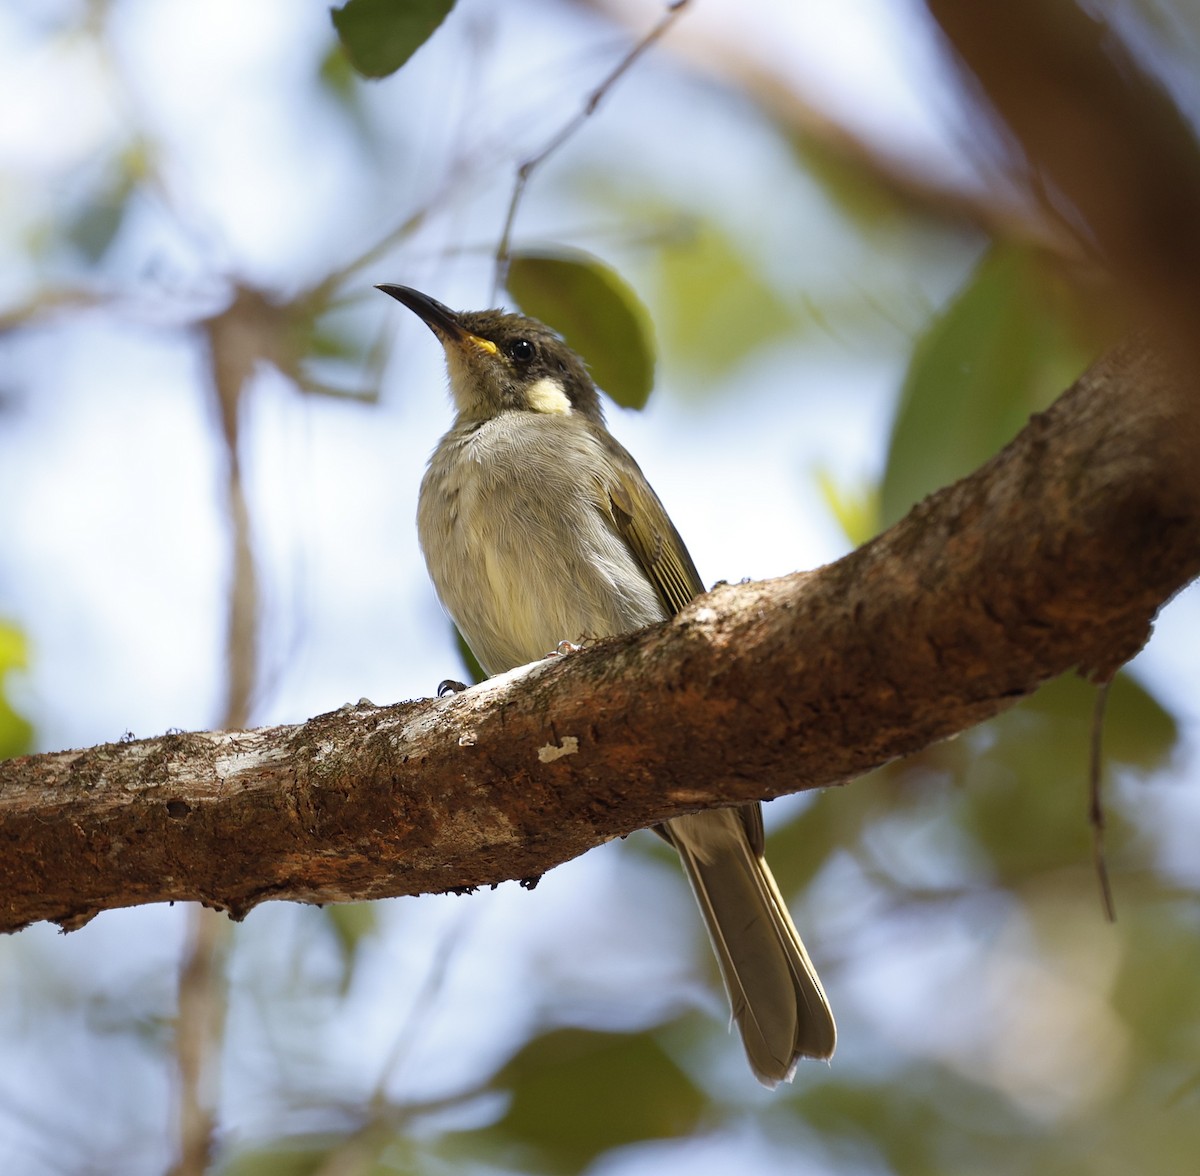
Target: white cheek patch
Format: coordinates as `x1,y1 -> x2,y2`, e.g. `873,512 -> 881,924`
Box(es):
525,376 -> 573,415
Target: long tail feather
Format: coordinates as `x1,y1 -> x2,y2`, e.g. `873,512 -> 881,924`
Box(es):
662,808 -> 835,1085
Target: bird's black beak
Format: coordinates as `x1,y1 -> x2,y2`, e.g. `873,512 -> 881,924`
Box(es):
377,284 -> 467,342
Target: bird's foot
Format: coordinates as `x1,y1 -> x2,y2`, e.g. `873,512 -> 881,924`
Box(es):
437,679 -> 468,698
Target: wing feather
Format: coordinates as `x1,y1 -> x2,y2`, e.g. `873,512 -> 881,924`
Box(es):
603,462 -> 704,617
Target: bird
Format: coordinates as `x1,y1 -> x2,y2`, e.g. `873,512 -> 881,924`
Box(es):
378,282 -> 836,1085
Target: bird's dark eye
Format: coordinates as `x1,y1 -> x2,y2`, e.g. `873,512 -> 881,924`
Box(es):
508,339 -> 535,363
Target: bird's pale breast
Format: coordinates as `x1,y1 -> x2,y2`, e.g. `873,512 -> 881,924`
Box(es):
418,412 -> 667,675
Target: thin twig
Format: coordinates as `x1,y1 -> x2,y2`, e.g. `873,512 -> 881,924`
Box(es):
166,290 -> 266,1176
370,906 -> 478,1105
491,0 -> 691,299
1089,680 -> 1117,923
588,0 -> 1078,257
306,909 -> 480,1176
315,204 -> 434,303
168,907 -> 232,1176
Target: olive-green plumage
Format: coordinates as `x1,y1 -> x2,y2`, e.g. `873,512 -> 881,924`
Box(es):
380,283 -> 836,1085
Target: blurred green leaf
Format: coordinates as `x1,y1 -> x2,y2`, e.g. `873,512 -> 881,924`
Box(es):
307,320 -> 369,363
1114,895 -> 1200,1060
322,903 -> 378,993
283,289 -> 382,403
217,1133 -> 380,1176
66,196 -> 127,263
0,620 -> 33,761
882,244 -> 1106,528
815,465 -> 880,546
803,1065 -> 1033,1176
1031,670 -> 1176,773
786,129 -> 910,231
317,41 -> 375,139
454,625 -> 486,685
767,781 -> 893,899
64,141 -> 152,264
479,1027 -> 705,1173
318,38 -> 360,103
507,249 -> 656,410
331,0 -> 455,79
651,216 -> 794,386
961,670 -> 1174,877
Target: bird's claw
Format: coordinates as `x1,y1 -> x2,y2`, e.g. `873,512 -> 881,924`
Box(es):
437,679 -> 468,698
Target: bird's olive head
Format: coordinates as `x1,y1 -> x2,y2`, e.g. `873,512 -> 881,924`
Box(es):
378,284 -> 603,424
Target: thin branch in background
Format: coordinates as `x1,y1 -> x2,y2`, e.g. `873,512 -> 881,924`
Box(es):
926,0 -> 1200,375
203,289 -> 271,731
491,0 -> 691,299
166,292 -> 267,1176
590,0 -> 1076,257
314,204 -> 436,303
0,287 -> 109,334
168,906 -> 232,1176
370,907 -> 479,1104
307,1085 -> 495,1176
305,908 -> 481,1176
1089,680 -> 1116,923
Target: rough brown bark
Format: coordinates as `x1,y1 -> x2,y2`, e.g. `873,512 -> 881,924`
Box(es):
1,341 -> 1197,935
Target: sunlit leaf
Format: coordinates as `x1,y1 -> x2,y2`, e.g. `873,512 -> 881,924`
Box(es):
0,620 -> 32,761
507,249 -> 656,410
318,39 -> 359,103
881,244 -> 1106,527
331,0 -> 455,79
814,465 -> 880,546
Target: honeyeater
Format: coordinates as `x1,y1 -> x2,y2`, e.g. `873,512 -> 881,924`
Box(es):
379,283 -> 836,1085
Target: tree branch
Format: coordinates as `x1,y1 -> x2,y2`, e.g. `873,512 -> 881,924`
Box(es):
2,340 -> 1197,935
926,0 -> 1200,370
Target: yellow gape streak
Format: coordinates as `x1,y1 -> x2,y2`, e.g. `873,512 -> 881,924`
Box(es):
379,283 -> 836,1086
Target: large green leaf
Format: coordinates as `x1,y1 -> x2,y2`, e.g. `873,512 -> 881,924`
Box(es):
881,245 -> 1104,528
650,216 -> 795,386
331,0 -> 455,79
1030,670 -> 1175,774
802,1067 -> 1030,1176
961,670 -> 1174,878
469,1027 -> 705,1173
845,664 -> 1177,894
507,249 -> 656,410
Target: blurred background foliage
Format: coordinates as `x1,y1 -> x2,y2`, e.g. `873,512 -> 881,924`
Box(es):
1,1 -> 1199,1174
